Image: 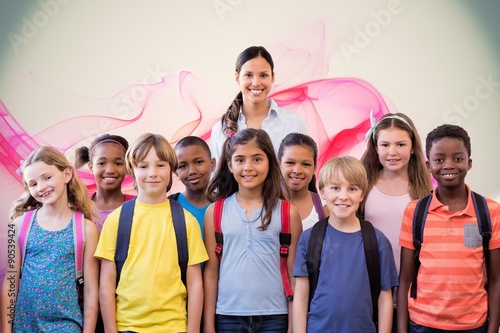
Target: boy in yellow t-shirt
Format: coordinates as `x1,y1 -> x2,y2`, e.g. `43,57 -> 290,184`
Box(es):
95,133 -> 208,333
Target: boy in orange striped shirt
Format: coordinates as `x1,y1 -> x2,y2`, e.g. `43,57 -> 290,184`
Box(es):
397,124 -> 500,333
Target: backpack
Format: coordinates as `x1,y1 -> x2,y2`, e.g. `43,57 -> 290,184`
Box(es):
213,198 -> 294,301
311,192 -> 326,220
19,209 -> 85,311
114,198 -> 188,287
306,217 -> 380,322
168,192 -> 180,201
411,191 -> 491,298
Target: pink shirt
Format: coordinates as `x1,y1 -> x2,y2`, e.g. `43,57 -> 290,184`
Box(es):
364,186 -> 411,275
90,193 -> 135,232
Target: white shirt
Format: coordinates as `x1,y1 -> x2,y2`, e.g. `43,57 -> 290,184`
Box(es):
209,98 -> 308,166
302,206 -> 321,231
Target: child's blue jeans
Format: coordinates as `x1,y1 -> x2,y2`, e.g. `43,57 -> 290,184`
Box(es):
216,314 -> 288,333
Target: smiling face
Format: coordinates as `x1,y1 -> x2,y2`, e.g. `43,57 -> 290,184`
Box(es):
133,148 -> 171,204
89,142 -> 127,193
24,161 -> 72,206
426,137 -> 471,191
175,144 -> 215,193
280,145 -> 316,193
321,177 -> 364,221
236,56 -> 275,107
228,140 -> 269,193
376,127 -> 413,175
318,156 -> 368,223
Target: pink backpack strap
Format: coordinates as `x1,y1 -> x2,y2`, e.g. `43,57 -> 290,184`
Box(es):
19,210 -> 37,268
73,211 -> 85,283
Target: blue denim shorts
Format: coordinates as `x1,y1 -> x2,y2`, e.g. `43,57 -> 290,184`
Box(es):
216,314 -> 288,333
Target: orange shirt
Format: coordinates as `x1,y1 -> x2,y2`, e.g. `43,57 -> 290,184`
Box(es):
400,185 -> 500,330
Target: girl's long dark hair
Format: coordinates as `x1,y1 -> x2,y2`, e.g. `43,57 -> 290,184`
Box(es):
207,128 -> 284,230
220,46 -> 274,137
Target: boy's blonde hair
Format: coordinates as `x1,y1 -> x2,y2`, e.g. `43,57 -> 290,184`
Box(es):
318,156 -> 368,196
126,133 -> 178,192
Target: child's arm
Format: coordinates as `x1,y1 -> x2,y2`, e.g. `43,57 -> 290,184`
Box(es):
99,259 -> 118,333
203,204 -> 219,333
287,205 -> 303,279
397,247 -> 415,333
82,220 -> 99,333
377,289 -> 393,333
1,218 -> 21,333
287,205 -> 303,333
186,263 -> 203,333
292,276 -> 309,333
487,248 -> 500,333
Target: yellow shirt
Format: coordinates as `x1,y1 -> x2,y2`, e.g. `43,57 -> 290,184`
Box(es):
95,200 -> 208,333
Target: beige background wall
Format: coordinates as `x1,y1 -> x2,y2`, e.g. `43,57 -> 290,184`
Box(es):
1,1 -> 499,316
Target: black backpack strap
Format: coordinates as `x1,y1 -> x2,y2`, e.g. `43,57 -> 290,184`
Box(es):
115,198 -> 136,286
115,198 -> 188,287
168,192 -> 180,201
306,218 -> 381,321
170,198 -> 188,287
471,192 -> 492,278
306,218 -> 328,305
411,194 -> 432,299
360,219 -> 380,323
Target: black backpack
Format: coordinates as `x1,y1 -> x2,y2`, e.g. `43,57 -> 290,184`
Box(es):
411,191 -> 491,298
168,192 -> 180,201
306,217 -> 380,322
114,198 -> 188,287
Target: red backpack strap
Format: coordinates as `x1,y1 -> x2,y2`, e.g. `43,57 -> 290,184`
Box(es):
73,211 -> 85,285
214,199 -> 225,260
19,210 -> 36,268
280,200 -> 294,301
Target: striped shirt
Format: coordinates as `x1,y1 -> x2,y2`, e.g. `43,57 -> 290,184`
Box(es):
399,185 -> 500,330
